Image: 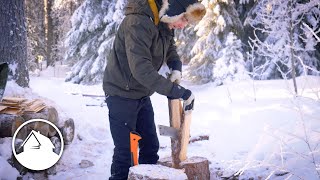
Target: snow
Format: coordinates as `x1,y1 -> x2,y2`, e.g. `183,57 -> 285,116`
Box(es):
0,69 -> 320,179
0,138 -> 20,179
129,164 -> 187,180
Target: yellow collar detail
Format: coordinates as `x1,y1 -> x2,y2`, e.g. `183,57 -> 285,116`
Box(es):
148,0 -> 160,25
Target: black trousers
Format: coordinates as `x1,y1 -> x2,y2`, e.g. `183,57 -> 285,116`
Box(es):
106,95 -> 160,180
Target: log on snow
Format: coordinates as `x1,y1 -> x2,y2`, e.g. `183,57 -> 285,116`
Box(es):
22,106 -> 59,137
128,164 -> 187,180
0,114 -> 27,139
60,118 -> 75,145
158,156 -> 210,180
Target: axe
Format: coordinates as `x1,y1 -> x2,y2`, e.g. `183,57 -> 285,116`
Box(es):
158,125 -> 179,140
130,131 -> 141,166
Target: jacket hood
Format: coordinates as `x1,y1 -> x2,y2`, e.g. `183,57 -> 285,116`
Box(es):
125,0 -> 155,19
159,0 -> 206,24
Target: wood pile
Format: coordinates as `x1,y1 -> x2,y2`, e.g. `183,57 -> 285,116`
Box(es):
0,96 -> 75,145
0,97 -> 46,115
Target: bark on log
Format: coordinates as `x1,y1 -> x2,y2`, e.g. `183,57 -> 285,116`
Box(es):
0,114 -> 27,139
158,156 -> 210,180
22,106 -> 59,137
128,164 -> 187,180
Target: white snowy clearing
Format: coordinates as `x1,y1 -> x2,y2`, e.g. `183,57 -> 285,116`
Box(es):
0,66 -> 320,179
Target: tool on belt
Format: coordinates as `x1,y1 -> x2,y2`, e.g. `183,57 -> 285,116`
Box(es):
130,131 -> 141,166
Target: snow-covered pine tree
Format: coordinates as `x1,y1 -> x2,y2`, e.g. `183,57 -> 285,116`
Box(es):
64,0 -> 126,84
185,0 -> 243,84
248,0 -> 320,80
213,32 -> 248,85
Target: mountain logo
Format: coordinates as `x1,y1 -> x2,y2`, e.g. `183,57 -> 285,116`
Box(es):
12,119 -> 64,170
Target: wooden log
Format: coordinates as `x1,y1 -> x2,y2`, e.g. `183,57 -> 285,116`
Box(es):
22,106 -> 59,137
180,156 -> 210,180
158,156 -> 210,180
189,135 -> 209,144
128,164 -> 187,180
168,99 -> 182,168
0,114 -> 27,138
179,112 -> 192,161
60,118 -> 75,145
168,99 -> 192,167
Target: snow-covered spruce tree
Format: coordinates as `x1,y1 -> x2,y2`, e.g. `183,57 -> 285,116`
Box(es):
185,0 -> 244,84
247,0 -> 320,80
234,0 -> 258,53
52,0 -> 83,65
213,32 -> 248,85
175,26 -> 198,65
64,0 -> 126,84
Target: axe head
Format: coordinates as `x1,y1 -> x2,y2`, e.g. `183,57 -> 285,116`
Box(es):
158,125 -> 179,140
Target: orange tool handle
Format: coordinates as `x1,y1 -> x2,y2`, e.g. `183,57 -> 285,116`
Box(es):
130,131 -> 141,166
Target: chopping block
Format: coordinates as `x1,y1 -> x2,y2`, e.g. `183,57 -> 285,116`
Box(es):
158,99 -> 210,180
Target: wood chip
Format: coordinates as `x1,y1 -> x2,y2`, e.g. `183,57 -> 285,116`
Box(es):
2,107 -> 23,115
0,102 -> 20,107
0,97 -> 47,114
21,99 -> 37,106
0,106 -> 7,112
2,97 -> 27,104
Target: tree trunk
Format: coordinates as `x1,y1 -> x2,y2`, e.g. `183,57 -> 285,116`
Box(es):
0,0 -> 29,87
0,114 -> 27,139
45,0 -> 54,67
288,0 -> 298,94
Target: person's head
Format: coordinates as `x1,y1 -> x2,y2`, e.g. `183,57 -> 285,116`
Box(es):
167,15 -> 188,29
159,0 -> 206,29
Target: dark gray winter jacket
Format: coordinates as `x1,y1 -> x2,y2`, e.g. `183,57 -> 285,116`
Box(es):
103,0 -> 186,99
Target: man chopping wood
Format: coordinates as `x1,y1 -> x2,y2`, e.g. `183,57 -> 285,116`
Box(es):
102,0 -> 206,179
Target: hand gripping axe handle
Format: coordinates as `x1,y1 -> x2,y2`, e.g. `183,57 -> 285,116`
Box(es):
130,131 -> 141,166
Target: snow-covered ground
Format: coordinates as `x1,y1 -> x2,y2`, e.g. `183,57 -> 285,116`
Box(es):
1,67 -> 320,179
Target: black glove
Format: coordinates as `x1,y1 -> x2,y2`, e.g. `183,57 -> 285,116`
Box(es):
181,89 -> 195,114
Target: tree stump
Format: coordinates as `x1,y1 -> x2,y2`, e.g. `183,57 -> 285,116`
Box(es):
158,156 -> 210,180
0,114 -> 27,139
22,106 -> 59,137
128,164 -> 187,180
